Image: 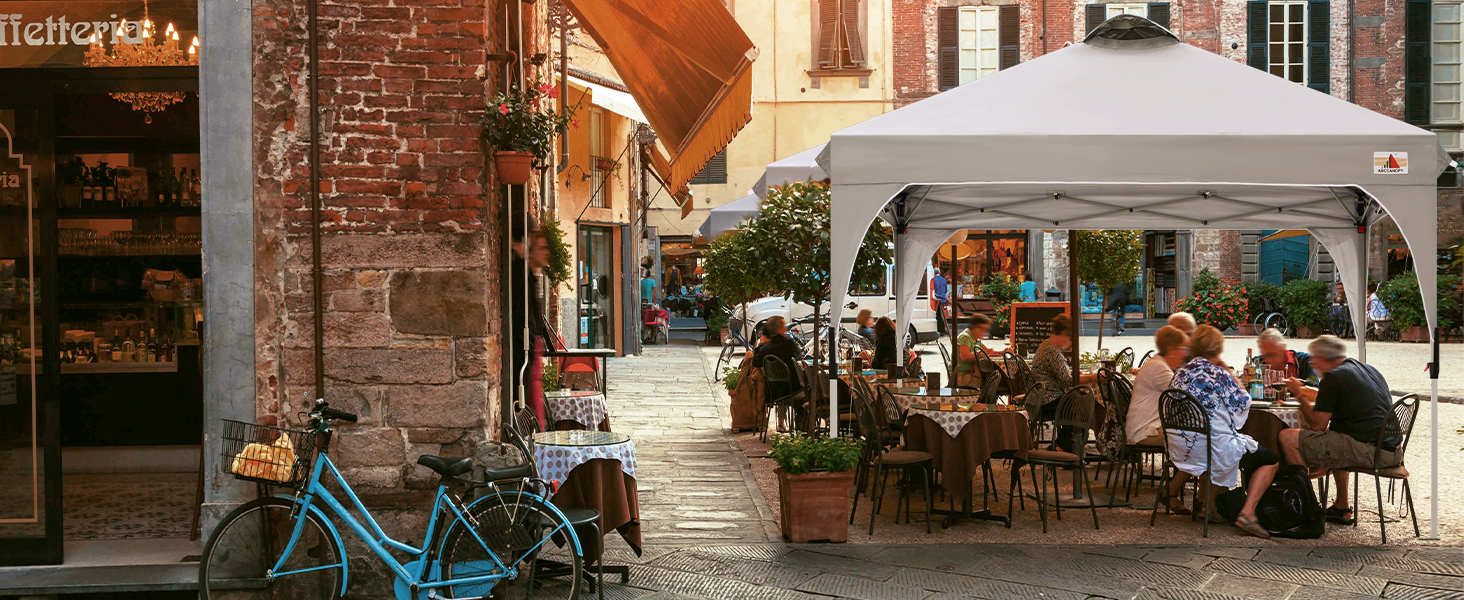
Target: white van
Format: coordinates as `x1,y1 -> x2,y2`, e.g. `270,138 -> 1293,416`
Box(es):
733,263 -> 941,344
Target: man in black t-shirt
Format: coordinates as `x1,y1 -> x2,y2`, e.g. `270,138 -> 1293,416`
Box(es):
1279,335 -> 1402,525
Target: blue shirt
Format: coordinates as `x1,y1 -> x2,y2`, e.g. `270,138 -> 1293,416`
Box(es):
1019,280 -> 1037,302
640,278 -> 656,302
933,275 -> 948,302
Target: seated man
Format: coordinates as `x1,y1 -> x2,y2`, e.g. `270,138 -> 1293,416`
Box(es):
1279,335 -> 1401,525
1256,328 -> 1314,380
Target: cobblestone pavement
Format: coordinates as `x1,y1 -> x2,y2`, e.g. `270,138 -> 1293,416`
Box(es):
603,344 -> 778,552
592,542 -> 1464,600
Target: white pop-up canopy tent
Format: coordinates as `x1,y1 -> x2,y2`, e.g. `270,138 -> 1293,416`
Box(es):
694,191 -> 761,241
754,143 -> 829,199
824,16 -> 1448,536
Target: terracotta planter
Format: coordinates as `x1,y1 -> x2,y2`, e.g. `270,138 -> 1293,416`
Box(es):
776,468 -> 854,543
1238,323 -> 1257,336
1297,326 -> 1319,339
1401,325 -> 1430,343
595,157 -> 615,171
493,151 -> 535,185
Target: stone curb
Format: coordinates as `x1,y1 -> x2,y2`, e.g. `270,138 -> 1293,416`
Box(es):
1393,389 -> 1464,404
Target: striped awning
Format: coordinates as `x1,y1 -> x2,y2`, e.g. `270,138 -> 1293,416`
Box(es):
560,0 -> 758,196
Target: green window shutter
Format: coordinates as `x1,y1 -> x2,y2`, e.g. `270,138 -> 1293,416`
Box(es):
1248,0 -> 1268,71
1306,0 -> 1330,93
938,7 -> 959,89
1404,0 -> 1431,124
999,4 -> 1020,70
1147,3 -> 1171,29
1086,4 -> 1108,36
690,150 -> 728,185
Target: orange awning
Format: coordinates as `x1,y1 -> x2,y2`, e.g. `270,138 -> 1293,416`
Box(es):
561,0 -> 757,195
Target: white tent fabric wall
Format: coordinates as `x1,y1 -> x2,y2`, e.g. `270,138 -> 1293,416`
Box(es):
753,143 -> 829,199
823,15 -> 1446,537
694,191 -> 761,241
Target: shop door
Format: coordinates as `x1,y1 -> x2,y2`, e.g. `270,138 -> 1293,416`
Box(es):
578,226 -> 615,349
0,99 -> 62,565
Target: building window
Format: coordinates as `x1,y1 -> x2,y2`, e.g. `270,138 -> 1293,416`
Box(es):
689,149 -> 728,185
939,5 -> 1019,90
958,7 -> 1000,85
1268,1 -> 1308,84
814,0 -> 866,71
1435,2 -> 1463,151
1105,3 -> 1149,17
588,108 -> 607,208
1086,3 -> 1170,33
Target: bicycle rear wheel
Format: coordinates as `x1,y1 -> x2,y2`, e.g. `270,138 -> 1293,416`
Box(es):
1263,313 -> 1291,337
200,497 -> 343,600
440,491 -> 584,599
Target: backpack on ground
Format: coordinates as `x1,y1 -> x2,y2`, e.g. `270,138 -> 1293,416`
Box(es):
1211,464 -> 1325,539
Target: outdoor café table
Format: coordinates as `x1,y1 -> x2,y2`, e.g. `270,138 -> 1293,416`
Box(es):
1241,401 -> 1306,456
533,430 -> 642,557
544,389 -> 611,431
903,402 -> 1030,527
889,386 -> 981,415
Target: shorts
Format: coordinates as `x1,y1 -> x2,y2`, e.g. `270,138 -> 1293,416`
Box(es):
1297,430 -> 1401,470
1240,446 -> 1279,476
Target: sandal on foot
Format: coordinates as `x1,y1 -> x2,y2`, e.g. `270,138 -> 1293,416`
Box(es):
1325,506 -> 1355,525
1235,514 -> 1272,539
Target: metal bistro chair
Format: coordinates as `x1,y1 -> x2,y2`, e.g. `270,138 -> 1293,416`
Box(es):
1002,352 -> 1030,404
504,409 -> 627,600
1139,349 -> 1155,367
1352,394 -> 1421,544
1150,389 -> 1216,537
938,341 -> 954,379
972,351 -> 1006,405
760,355 -> 801,442
1020,386 -> 1100,533
850,390 -> 934,534
1114,347 -> 1136,374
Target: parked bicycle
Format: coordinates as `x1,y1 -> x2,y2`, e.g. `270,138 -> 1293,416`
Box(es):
201,399 -> 585,599
1251,298 -> 1291,337
715,312 -> 753,380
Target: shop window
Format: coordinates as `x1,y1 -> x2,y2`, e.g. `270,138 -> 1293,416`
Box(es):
939,5 -> 1019,90
813,0 -> 866,72
688,149 -> 727,185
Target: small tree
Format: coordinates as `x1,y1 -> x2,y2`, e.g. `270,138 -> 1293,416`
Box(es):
743,180 -> 890,434
980,273 -> 1023,332
702,228 -> 769,345
1070,230 -> 1145,349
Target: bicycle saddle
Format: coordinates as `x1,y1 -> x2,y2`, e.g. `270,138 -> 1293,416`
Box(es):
416,455 -> 473,477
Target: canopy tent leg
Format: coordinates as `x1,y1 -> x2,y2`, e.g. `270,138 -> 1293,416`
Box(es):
1357,226 -> 1368,363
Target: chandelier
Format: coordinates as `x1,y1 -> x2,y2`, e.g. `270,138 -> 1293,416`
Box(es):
83,4 -> 199,124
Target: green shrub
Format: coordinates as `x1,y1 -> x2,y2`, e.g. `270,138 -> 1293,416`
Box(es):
1192,268 -> 1223,294
1376,272 -> 1463,330
1245,281 -> 1280,318
768,433 -> 863,474
721,366 -> 740,391
980,273 -> 1023,329
1279,279 -> 1332,330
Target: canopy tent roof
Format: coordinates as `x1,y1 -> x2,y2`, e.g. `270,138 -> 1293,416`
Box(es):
823,16 -> 1447,533
694,191 -> 760,242
560,0 -> 758,193
754,143 -> 828,199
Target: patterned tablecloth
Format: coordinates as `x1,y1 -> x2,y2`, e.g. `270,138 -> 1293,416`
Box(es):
544,391 -> 610,431
1252,405 -> 1303,428
890,387 -> 983,414
908,404 -> 1026,438
533,431 -> 637,493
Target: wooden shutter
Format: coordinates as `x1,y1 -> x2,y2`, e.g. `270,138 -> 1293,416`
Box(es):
938,7 -> 959,89
1086,4 -> 1107,35
999,4 -> 1020,70
842,0 -> 867,64
1306,0 -> 1330,93
1147,2 -> 1171,29
1247,0 -> 1268,71
818,0 -> 839,66
1404,0 -> 1430,124
690,150 -> 728,185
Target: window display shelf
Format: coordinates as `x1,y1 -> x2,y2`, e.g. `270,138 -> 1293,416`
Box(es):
13,362 -> 178,375
57,207 -> 201,219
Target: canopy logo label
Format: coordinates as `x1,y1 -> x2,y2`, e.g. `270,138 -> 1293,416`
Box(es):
1373,152 -> 1408,174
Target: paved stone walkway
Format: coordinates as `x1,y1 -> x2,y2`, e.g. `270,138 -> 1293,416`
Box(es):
604,344 -> 778,551
596,543 -> 1464,600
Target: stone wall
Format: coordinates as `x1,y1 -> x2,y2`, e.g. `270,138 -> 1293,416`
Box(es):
1192,230 -> 1241,284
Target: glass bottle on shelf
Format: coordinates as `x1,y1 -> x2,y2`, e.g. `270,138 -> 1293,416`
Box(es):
96,335 -> 112,363
110,332 -> 124,363
103,164 -> 118,206
148,171 -> 162,208
190,169 -> 201,206
146,328 -> 158,363
159,332 -> 172,363
81,165 -> 96,208
120,333 -> 135,364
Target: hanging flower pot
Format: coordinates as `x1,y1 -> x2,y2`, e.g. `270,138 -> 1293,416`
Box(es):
493,151 -> 535,185
595,157 -> 615,171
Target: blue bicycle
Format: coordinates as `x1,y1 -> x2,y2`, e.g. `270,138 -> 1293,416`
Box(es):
200,400 -> 585,599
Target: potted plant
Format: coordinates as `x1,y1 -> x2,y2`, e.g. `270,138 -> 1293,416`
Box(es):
980,272 -> 1022,338
481,81 -> 572,185
1376,272 -> 1463,342
768,433 -> 862,543
1241,281 -> 1279,335
1278,278 -> 1331,338
721,366 -> 740,393
1176,273 -> 1248,333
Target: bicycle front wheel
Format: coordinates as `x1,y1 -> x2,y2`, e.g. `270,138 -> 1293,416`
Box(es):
200,497 -> 344,600
1263,313 -> 1291,337
440,491 -> 584,600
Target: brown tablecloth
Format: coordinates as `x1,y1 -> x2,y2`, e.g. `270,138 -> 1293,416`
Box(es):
1240,409 -> 1291,456
905,411 -> 1030,505
551,458 -> 642,560
553,418 -> 611,432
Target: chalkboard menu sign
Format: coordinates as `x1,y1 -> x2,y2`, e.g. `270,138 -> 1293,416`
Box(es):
1009,302 -> 1070,357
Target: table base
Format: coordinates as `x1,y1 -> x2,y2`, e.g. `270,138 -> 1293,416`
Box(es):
1031,490 -> 1132,509
532,560 -> 631,593
932,507 -> 1011,528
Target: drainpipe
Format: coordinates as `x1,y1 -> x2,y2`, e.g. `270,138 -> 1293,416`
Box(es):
308,0 -> 325,401
558,13 -> 569,172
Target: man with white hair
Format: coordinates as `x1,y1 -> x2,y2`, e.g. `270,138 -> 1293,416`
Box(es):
1256,328 -> 1314,380
1279,335 -> 1400,525
1167,312 -> 1197,335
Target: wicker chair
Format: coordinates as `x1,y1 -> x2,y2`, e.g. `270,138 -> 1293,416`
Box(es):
1150,388 -> 1216,537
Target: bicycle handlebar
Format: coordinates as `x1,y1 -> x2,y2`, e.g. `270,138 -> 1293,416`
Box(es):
321,407 -> 358,423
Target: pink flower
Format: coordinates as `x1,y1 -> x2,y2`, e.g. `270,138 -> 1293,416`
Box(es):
498,103 -> 510,115
537,82 -> 554,96
571,118 -> 580,129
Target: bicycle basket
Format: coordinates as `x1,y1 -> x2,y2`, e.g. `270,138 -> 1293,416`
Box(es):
220,419 -> 318,487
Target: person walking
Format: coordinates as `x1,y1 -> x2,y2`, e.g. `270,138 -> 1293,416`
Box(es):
1107,282 -> 1129,336
932,269 -> 950,335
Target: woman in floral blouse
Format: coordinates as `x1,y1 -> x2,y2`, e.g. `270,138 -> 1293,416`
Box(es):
1168,325 -> 1279,538
1027,314 -> 1098,452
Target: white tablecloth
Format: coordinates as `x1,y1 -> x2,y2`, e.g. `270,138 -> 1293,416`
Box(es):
534,435 -> 637,493
545,391 -> 608,429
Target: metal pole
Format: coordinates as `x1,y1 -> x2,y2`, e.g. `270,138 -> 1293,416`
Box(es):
1428,329 -> 1440,539
1068,231 -> 1082,499
949,244 -> 959,379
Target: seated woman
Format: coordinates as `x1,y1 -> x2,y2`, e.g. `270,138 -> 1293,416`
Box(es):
855,308 -> 876,342
1168,325 -> 1280,539
954,313 -> 1005,388
1027,314 -> 1098,453
868,316 -> 899,372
